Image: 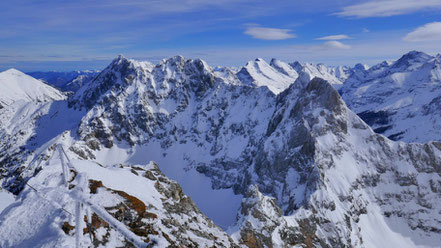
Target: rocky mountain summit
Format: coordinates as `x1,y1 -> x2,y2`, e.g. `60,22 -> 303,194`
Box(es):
0,53 -> 441,247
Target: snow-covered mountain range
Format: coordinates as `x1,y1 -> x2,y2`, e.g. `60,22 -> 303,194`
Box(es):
28,70 -> 100,92
236,58 -> 349,94
0,52 -> 441,247
340,51 -> 441,143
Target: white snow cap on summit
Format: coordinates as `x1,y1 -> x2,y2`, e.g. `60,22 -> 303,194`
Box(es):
237,58 -> 298,94
0,68 -> 65,106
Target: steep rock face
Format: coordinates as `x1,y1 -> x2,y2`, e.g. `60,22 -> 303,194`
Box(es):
229,78 -> 441,247
340,51 -> 441,142
233,186 -> 284,248
70,55 -> 154,110
73,55 -> 268,153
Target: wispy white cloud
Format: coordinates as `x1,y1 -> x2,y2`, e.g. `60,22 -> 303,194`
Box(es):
244,26 -> 296,40
322,40 -> 351,49
335,0 -> 441,18
316,34 -> 351,40
128,36 -> 439,67
404,22 -> 441,41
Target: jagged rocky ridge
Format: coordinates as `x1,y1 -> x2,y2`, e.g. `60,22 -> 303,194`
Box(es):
0,54 -> 441,247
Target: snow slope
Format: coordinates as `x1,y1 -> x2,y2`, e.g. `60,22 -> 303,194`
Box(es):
290,61 -> 348,87
235,58 -> 349,94
0,187 -> 15,214
0,68 -> 75,194
236,58 -> 297,94
0,69 -> 64,106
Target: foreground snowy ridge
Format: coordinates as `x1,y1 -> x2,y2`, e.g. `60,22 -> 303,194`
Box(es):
0,53 -> 441,247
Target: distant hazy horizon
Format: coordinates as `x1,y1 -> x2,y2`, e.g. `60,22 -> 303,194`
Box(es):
1,0 -> 441,71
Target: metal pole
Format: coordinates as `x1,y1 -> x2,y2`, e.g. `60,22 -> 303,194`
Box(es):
75,201 -> 82,248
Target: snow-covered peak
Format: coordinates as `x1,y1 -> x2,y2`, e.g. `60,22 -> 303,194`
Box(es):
159,55 -> 186,65
109,54 -> 154,72
111,54 -> 126,64
0,68 -> 65,106
70,55 -> 156,109
396,50 -> 432,63
213,66 -> 242,85
270,58 -> 299,79
390,50 -> 433,71
353,63 -> 369,71
3,68 -> 22,75
155,56 -> 212,77
237,58 -> 297,94
291,61 -> 345,86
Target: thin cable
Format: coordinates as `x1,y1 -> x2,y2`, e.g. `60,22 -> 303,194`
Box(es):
22,179 -> 74,216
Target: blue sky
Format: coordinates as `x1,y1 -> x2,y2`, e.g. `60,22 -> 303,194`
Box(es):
1,0 -> 441,71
